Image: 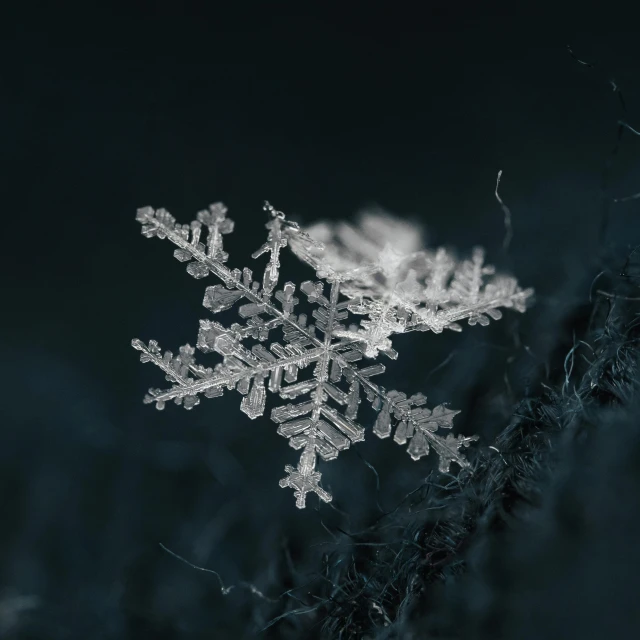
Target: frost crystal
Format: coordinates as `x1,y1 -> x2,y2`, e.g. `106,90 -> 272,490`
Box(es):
132,202 -> 533,508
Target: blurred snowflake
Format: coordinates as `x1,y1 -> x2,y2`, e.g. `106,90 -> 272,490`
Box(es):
132,202 -> 533,507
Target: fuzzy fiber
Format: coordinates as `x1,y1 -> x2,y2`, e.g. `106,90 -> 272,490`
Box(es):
281,258 -> 640,639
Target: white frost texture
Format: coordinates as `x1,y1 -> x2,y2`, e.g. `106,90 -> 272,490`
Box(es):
132,202 -> 533,508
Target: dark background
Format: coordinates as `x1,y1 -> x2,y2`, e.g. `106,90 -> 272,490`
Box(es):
2,4 -> 640,638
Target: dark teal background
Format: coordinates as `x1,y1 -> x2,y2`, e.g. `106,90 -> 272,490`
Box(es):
2,5 -> 640,638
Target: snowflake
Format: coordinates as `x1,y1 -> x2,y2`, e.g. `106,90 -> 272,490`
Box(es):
132,202 -> 533,508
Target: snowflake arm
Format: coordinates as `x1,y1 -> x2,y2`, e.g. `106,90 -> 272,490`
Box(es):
290,217 -> 533,355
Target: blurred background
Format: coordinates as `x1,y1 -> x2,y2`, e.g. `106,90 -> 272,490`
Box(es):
2,4 -> 640,638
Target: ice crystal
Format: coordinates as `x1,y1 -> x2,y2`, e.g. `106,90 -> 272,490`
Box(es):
132,202 -> 533,507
